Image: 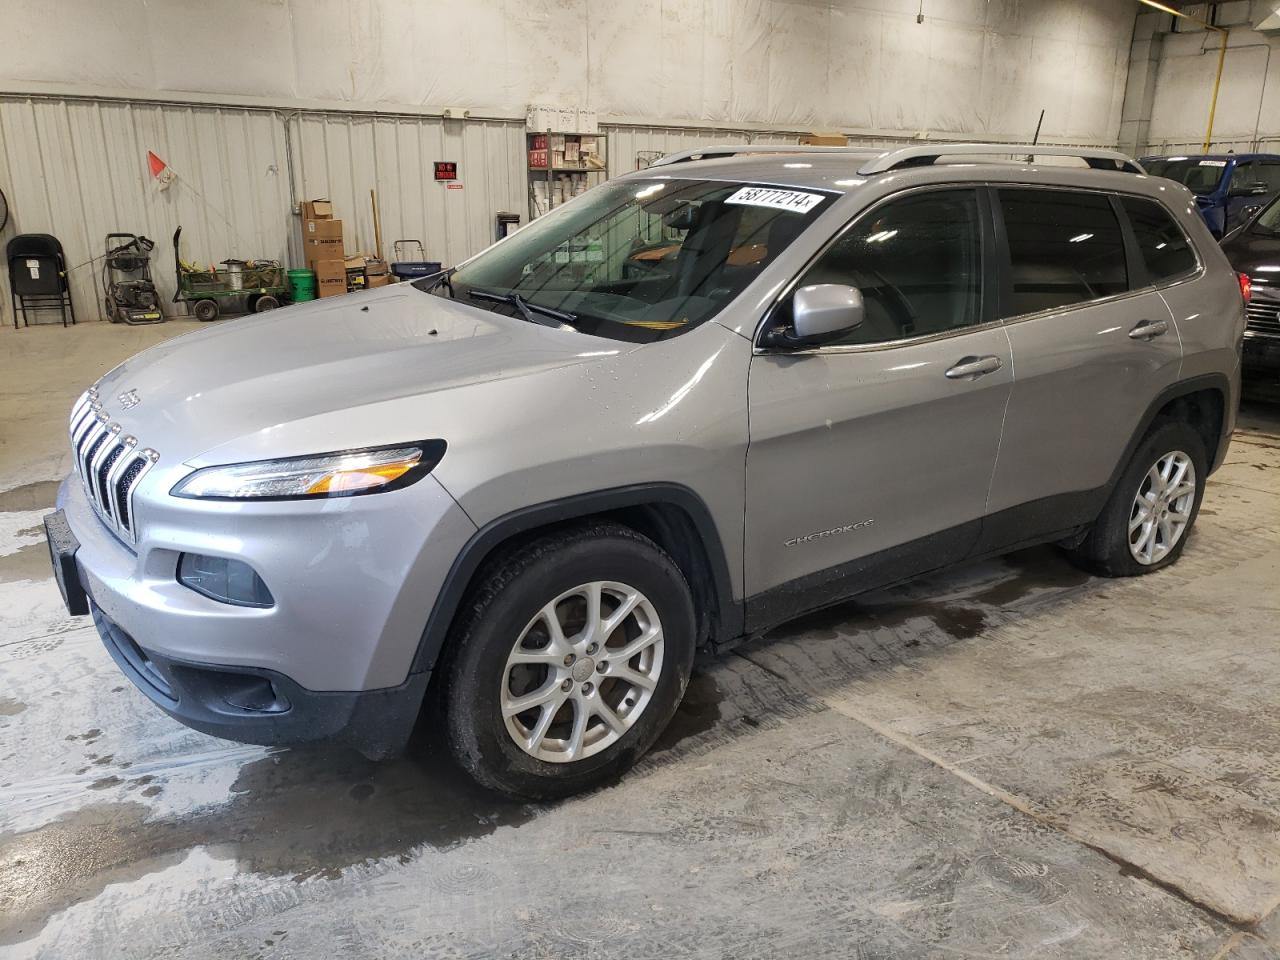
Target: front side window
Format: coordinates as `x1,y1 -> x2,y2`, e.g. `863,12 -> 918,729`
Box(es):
1258,163 -> 1280,192
771,189 -> 983,346
419,178 -> 834,343
999,189 -> 1128,316
1229,160 -> 1256,194
1121,197 -> 1197,283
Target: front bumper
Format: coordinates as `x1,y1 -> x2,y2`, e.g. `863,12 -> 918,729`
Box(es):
52,466 -> 476,755
91,603 -> 428,758
1243,332 -> 1280,377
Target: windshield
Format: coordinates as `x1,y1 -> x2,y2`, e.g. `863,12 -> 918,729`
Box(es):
417,178 -> 836,342
1143,158 -> 1229,196
1250,196 -> 1280,236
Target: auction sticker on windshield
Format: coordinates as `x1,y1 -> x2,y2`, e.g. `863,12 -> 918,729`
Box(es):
726,186 -> 825,214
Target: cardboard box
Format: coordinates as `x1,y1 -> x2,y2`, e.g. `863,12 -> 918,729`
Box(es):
301,199 -> 334,219
363,258 -> 388,277
304,218 -> 343,240
527,104 -> 556,130
366,274 -> 391,288
344,254 -> 367,271
311,259 -> 346,283
799,135 -> 848,146
305,238 -> 344,267
315,257 -> 346,298
528,148 -> 548,168
530,133 -> 548,150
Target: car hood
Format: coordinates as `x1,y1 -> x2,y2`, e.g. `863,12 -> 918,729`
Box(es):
91,286 -> 637,463
1222,231 -> 1280,285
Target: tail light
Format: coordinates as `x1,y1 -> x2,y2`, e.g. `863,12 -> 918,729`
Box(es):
1239,272 -> 1252,304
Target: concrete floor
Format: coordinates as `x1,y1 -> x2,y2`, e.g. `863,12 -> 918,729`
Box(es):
2,319 -> 1279,959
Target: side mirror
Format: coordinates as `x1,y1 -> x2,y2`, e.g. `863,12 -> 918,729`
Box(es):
766,284 -> 864,348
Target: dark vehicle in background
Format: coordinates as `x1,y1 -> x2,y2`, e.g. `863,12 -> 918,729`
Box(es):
1143,153 -> 1280,238
1222,194 -> 1280,383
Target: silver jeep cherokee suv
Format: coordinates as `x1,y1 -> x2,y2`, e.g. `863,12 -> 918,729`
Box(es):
46,143 -> 1245,799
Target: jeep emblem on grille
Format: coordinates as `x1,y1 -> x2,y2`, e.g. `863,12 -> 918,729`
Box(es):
117,389 -> 142,410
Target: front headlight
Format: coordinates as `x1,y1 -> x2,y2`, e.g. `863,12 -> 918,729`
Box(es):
171,440 -> 446,500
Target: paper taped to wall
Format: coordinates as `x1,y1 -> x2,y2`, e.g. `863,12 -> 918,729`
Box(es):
725,186 -> 824,214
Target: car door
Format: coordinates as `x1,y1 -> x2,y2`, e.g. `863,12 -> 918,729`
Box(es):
1232,159 -> 1280,228
980,186 -> 1184,549
744,186 -> 1012,629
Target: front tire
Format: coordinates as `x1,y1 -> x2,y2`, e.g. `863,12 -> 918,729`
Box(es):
438,523 -> 696,800
1068,419 -> 1207,577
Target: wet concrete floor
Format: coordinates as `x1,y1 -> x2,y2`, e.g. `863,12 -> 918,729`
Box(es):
2,321 -> 1280,957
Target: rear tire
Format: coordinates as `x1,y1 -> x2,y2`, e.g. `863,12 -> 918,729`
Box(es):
1067,419 -> 1207,577
193,298 -> 219,322
438,523 -> 696,800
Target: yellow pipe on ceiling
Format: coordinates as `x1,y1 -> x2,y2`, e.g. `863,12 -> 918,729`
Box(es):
1138,0 -> 1229,153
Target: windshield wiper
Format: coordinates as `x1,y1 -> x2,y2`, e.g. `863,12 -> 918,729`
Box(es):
467,288 -> 578,328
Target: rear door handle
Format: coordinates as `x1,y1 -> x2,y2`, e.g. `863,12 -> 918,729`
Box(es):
1128,319 -> 1169,340
945,355 -> 1003,380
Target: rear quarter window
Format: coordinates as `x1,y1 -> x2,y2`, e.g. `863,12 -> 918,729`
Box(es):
1121,197 -> 1198,284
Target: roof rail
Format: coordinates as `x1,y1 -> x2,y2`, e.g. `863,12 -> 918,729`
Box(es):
650,144 -> 881,167
856,143 -> 1145,175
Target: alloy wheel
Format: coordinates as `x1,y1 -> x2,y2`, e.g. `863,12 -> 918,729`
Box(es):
1128,449 -> 1196,565
501,581 -> 664,763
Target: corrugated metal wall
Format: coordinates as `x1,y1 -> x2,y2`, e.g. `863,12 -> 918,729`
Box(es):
0,96 -> 526,327
286,113 -> 526,271
0,96 -> 291,328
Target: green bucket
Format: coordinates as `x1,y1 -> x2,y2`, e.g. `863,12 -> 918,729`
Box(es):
287,268 -> 317,303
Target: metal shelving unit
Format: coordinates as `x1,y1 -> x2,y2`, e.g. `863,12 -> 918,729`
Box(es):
526,131 -> 608,220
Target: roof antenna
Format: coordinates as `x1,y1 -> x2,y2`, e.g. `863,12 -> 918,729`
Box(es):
1025,108 -> 1045,163
916,0 -> 924,23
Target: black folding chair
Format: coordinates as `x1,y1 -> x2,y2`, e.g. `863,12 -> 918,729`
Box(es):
7,233 -> 77,328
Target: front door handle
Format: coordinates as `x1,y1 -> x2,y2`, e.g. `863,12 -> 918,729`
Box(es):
945,355 -> 1003,380
1128,318 -> 1169,340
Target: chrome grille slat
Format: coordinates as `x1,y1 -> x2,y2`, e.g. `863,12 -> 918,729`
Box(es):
116,458 -> 147,531
80,425 -> 109,480
104,439 -> 137,527
66,389 -> 157,545
1245,297 -> 1280,335
70,410 -> 100,462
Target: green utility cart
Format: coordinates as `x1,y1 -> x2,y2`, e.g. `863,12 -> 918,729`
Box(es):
173,226 -> 286,321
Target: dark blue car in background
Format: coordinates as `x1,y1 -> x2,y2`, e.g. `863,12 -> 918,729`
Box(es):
1142,153 -> 1280,238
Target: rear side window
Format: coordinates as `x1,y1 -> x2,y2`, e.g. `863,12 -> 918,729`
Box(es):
999,189 -> 1128,316
1121,197 -> 1197,283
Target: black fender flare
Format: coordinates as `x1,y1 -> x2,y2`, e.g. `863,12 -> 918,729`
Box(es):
409,483 -> 742,676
